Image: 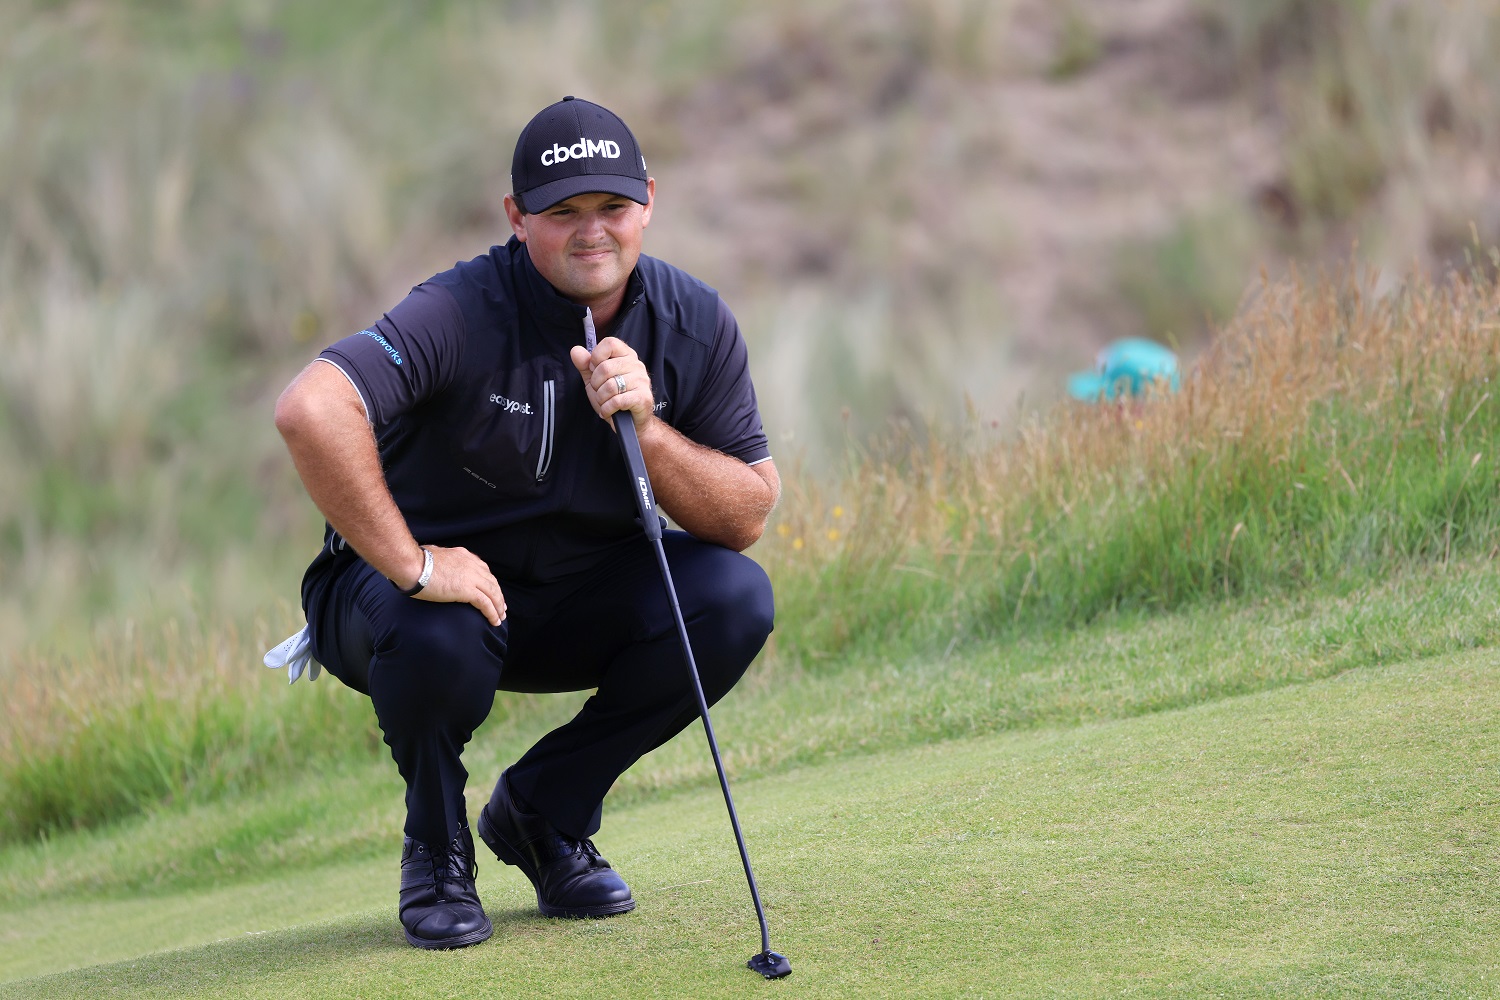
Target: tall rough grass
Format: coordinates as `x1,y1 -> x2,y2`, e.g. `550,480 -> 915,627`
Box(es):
7,265 -> 1500,843
8,0 -> 1500,656
0,612 -> 382,842
761,264 -> 1500,663
0,0 -> 1022,656
9,0 -> 1500,844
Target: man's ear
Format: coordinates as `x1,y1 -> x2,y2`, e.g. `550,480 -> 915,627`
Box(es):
503,194 -> 528,242
640,178 -> 655,228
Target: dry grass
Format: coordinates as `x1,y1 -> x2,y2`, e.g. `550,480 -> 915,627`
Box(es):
7,0 -> 1500,843
758,262 -> 1500,662
5,261 -> 1500,842
7,0 -> 1500,657
0,608 -> 381,841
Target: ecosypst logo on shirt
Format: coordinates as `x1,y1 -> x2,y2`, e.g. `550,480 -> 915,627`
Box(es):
358,329 -> 403,365
489,393 -> 533,415
541,137 -> 621,166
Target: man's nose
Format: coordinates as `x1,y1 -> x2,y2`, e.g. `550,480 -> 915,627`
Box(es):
578,211 -> 607,241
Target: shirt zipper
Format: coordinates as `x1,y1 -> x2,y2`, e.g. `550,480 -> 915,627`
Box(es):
535,378 -> 555,482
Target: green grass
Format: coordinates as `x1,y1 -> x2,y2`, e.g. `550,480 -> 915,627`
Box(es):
9,265 -> 1500,849
8,0 -> 1500,845
766,268 -> 1500,668
4,558 -> 1497,907
2,612 -> 1496,996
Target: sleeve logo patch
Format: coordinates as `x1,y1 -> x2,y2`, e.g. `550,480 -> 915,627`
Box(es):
358,329 -> 403,365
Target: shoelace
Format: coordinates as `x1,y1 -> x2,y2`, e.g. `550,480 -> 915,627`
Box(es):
434,851 -> 479,900
538,832 -> 610,868
405,843 -> 480,898
575,838 -> 607,866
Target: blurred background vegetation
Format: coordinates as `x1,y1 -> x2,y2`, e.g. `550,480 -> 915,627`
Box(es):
5,0 -> 1500,838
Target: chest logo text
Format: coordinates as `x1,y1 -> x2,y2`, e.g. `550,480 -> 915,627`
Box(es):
489,393 -> 534,415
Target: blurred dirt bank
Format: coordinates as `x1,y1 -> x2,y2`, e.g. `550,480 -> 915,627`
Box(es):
3,0 -> 1499,653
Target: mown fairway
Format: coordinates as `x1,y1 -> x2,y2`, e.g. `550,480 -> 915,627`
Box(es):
3,579 -> 1496,999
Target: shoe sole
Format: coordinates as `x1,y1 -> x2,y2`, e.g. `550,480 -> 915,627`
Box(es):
403,919 -> 493,950
477,805 -> 637,919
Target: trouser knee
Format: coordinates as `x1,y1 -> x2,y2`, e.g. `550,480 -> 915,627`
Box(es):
367,601 -> 507,741
678,546 -> 774,702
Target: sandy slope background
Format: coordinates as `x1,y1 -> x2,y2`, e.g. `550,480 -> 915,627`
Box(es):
3,0 -> 1500,691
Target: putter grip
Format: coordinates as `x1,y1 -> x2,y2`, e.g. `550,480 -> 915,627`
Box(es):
612,411 -> 663,541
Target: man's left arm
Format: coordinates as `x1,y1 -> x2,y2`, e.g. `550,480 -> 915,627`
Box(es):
570,340 -> 779,552
638,424 -> 779,551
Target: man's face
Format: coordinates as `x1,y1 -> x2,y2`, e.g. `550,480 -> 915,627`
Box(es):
504,182 -> 655,307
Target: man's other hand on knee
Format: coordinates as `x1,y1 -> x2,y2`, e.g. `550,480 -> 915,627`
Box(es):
414,545 -> 507,626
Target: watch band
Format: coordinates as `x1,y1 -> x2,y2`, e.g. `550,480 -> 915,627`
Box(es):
396,546 -> 434,597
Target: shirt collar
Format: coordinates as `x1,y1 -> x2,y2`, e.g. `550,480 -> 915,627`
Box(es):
508,236 -> 646,340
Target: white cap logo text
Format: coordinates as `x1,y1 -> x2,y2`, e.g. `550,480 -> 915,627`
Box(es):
542,137 -> 622,166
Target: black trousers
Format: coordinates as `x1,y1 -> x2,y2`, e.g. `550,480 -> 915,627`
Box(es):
308,530 -> 774,846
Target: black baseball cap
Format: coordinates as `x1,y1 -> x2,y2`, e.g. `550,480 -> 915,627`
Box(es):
510,96 -> 649,214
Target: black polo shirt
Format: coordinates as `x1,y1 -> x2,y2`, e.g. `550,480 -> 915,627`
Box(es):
301,236 -> 770,602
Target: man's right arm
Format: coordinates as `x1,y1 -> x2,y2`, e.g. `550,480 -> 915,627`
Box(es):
274,360 -> 506,625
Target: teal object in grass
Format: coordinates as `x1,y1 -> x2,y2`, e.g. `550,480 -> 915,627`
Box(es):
1067,338 -> 1180,401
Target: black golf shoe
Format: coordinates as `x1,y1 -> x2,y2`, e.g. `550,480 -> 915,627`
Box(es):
398,826 -> 494,950
477,772 -> 636,918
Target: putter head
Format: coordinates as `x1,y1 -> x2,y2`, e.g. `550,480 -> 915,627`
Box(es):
747,951 -> 792,979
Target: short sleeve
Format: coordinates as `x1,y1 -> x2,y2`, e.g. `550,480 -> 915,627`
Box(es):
673,298 -> 771,465
317,283 -> 466,427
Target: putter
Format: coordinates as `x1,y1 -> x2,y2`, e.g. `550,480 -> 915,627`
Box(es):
612,410 -> 792,980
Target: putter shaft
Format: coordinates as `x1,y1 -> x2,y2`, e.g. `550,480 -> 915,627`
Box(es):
611,412 -> 789,978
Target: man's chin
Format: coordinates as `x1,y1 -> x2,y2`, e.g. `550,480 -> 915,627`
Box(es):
559,270 -> 625,302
